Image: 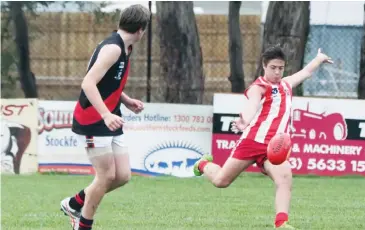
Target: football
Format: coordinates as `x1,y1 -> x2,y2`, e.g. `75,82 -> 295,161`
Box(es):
267,133 -> 292,165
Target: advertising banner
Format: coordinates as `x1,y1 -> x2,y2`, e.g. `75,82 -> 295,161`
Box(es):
37,101 -> 91,174
38,101 -> 213,177
1,99 -> 38,174
212,93 -> 365,176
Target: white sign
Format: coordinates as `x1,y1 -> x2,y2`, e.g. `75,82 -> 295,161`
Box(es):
38,101 -> 213,177
38,101 -> 88,170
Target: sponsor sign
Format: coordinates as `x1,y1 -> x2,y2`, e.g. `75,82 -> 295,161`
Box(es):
37,101 -> 91,174
38,101 -> 213,177
123,103 -> 213,177
1,99 -> 38,174
212,93 -> 365,176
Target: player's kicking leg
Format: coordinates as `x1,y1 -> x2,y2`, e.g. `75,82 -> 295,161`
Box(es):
263,160 -> 295,229
193,139 -> 256,188
194,154 -> 254,187
194,138 -> 258,188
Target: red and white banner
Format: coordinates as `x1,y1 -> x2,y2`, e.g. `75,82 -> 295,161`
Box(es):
212,93 -> 365,177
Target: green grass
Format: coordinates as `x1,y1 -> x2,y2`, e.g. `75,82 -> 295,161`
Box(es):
2,173 -> 365,230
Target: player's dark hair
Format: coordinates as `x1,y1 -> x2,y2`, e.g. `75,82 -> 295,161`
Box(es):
118,4 -> 151,33
261,45 -> 286,66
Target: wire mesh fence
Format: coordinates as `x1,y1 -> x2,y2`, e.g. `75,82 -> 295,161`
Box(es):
1,3 -> 364,103
303,25 -> 363,98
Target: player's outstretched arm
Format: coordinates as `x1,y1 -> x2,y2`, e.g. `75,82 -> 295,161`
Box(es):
231,85 -> 264,133
81,44 -> 121,118
283,48 -> 333,88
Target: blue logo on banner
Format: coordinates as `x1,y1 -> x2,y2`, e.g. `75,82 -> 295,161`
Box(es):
143,141 -> 204,177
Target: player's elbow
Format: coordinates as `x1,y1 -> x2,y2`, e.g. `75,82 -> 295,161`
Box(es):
81,78 -> 96,91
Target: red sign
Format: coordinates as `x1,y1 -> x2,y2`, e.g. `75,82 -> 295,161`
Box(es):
212,134 -> 365,176
212,96 -> 365,177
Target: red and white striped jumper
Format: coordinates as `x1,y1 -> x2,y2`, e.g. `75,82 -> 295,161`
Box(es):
230,76 -> 293,168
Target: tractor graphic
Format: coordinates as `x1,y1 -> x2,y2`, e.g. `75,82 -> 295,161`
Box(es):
291,103 -> 347,141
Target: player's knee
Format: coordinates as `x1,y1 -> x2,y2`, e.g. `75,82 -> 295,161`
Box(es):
114,170 -> 131,187
99,171 -> 116,187
212,177 -> 231,188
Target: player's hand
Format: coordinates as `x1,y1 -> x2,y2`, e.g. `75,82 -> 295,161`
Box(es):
316,48 -> 333,64
102,112 -> 124,131
231,113 -> 248,134
124,98 -> 144,114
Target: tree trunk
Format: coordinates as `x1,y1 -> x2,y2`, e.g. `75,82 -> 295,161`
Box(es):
228,1 -> 245,93
358,3 -> 365,99
156,2 -> 204,104
255,2 -> 310,96
10,2 -> 38,98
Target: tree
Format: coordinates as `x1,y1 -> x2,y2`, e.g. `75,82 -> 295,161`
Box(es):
1,1 -> 48,98
228,1 -> 245,93
358,3 -> 365,99
255,2 -> 310,96
1,1 -> 108,98
156,2 -> 204,104
10,2 -> 38,98
1,9 -> 18,98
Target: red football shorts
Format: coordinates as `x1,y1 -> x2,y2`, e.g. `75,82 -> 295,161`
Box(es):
230,138 -> 268,174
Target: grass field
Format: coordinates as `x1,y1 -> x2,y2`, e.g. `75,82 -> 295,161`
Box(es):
2,173 -> 365,230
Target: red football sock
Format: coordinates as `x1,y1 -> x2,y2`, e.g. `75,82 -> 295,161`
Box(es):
198,160 -> 209,173
275,212 -> 288,228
